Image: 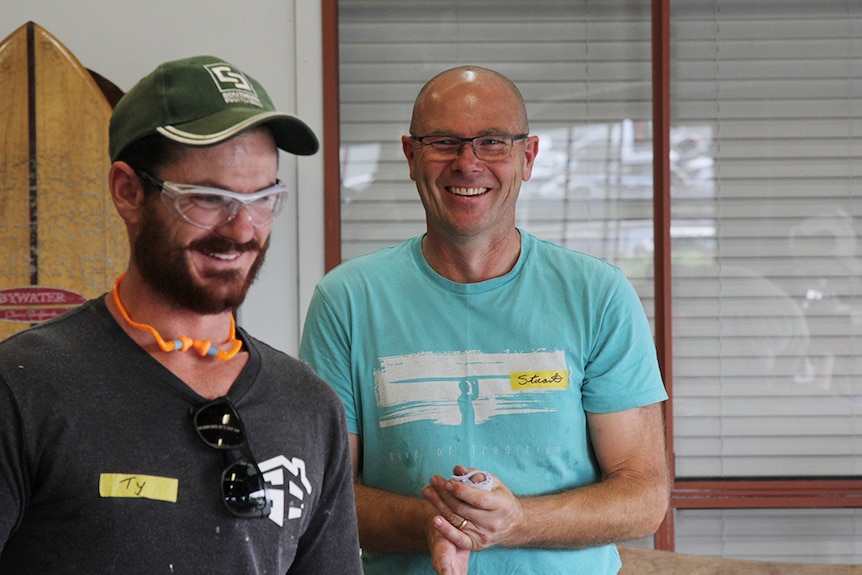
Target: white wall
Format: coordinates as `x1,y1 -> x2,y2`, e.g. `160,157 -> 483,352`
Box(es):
2,0 -> 326,355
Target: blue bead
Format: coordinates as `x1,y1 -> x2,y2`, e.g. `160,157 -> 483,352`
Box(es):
207,347 -> 218,357
173,339 -> 183,350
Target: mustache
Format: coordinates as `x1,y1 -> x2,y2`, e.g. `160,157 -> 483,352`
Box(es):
189,236 -> 261,254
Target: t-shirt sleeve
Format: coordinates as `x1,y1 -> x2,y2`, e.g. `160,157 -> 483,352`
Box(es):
284,379 -> 362,575
299,285 -> 361,435
0,376 -> 25,552
581,270 -> 668,413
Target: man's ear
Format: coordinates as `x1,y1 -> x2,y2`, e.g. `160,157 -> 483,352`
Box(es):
521,135 -> 540,182
401,135 -> 418,181
108,162 -> 147,225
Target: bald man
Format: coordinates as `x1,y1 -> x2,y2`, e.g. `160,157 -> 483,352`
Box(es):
301,66 -> 669,575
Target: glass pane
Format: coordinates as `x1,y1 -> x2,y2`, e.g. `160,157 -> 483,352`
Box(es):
338,0 -> 654,296
671,0 -> 862,478
676,508 -> 862,564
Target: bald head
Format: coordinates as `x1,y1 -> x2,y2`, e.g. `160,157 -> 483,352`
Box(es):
409,66 -> 529,135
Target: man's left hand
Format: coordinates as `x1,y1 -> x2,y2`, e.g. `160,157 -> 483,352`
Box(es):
423,466 -> 526,551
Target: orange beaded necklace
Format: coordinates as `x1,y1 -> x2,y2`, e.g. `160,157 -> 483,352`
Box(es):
111,273 -> 243,361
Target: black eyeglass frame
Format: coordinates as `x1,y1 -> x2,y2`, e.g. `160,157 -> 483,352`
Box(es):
191,397 -> 272,519
409,133 -> 529,161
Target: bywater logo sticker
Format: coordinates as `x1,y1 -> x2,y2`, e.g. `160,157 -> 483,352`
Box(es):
0,287 -> 86,323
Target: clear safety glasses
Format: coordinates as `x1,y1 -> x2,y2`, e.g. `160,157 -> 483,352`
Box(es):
137,170 -> 287,230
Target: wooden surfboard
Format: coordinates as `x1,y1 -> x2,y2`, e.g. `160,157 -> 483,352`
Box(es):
0,22 -> 127,340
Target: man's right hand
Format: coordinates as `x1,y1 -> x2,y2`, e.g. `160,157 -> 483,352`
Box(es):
429,525 -> 470,575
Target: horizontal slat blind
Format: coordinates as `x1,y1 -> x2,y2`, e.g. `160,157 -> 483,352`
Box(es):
338,0 -> 655,289
337,0 -> 862,561
676,508 -> 862,563
671,0 -> 862,477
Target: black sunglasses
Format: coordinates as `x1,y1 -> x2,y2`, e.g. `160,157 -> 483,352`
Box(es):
192,397 -> 272,518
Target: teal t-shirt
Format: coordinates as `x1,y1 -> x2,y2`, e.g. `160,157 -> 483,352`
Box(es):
300,231 -> 666,575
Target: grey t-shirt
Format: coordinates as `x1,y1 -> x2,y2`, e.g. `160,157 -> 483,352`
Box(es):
0,297 -> 361,574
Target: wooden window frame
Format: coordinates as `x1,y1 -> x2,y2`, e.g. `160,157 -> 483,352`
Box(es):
320,0 -> 862,551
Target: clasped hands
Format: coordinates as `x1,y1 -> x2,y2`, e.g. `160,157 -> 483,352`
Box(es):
421,465 -> 525,575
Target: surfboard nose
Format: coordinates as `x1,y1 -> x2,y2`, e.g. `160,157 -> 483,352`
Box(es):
0,22 -> 128,340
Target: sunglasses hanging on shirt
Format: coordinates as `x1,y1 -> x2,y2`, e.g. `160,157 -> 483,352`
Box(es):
192,397 -> 272,518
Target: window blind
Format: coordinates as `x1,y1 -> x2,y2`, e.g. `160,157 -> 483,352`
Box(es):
337,0 -> 862,561
676,508 -> 862,563
338,0 -> 655,294
670,0 -> 862,478
337,0 -> 862,477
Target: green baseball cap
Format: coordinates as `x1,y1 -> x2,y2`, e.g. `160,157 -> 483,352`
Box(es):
109,55 -> 319,161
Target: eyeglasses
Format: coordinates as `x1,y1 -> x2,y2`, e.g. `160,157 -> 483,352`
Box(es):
410,133 -> 528,162
136,170 -> 288,230
192,397 -> 271,518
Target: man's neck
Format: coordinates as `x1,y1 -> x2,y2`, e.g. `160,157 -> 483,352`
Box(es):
421,228 -> 521,284
108,270 -> 234,340
105,270 -> 248,398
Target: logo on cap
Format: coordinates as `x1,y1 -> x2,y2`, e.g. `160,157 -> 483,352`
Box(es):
204,63 -> 263,108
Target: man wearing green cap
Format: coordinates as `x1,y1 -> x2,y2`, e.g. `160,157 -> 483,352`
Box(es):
0,56 -> 361,574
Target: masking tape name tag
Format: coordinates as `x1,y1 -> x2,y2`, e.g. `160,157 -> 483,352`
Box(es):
510,370 -> 568,390
99,473 -> 179,503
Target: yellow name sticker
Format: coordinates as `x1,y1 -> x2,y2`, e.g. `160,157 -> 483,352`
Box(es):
510,370 -> 569,390
99,473 -> 179,503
